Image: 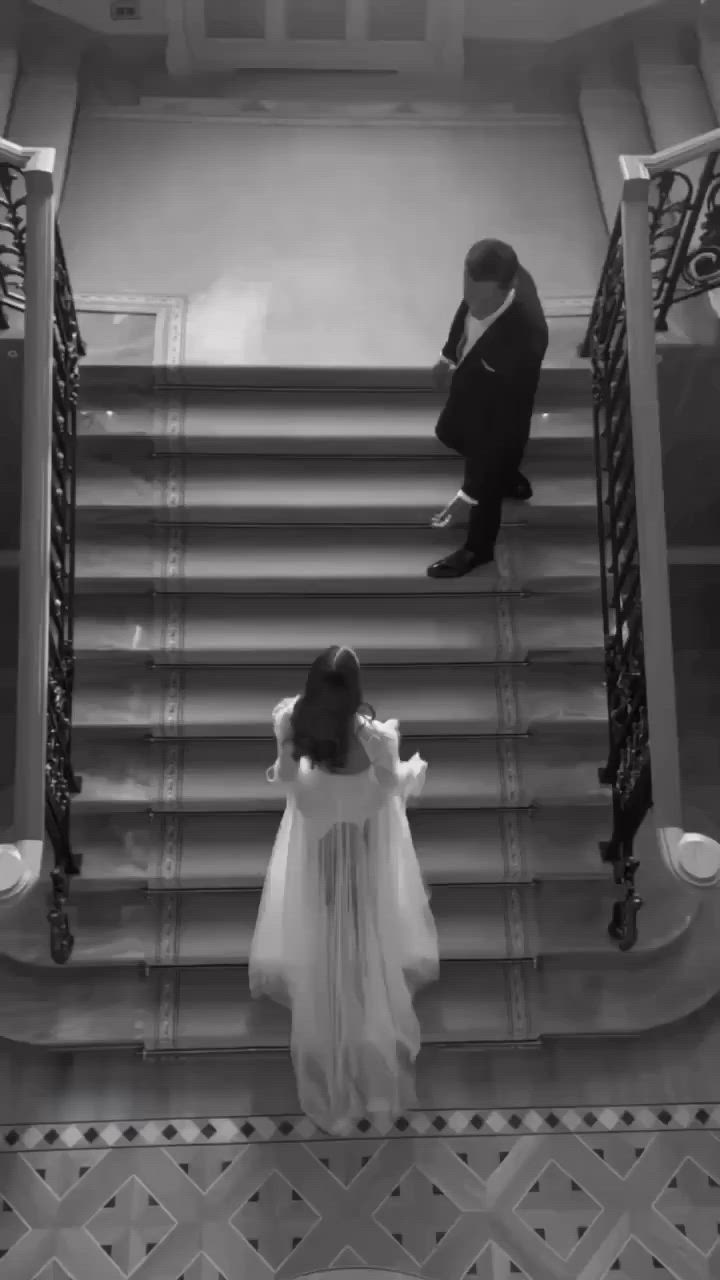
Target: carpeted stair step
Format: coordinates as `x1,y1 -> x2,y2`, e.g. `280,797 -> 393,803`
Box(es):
72,806 -> 612,890
8,881 -> 661,968
74,525 -> 600,594
70,732 -> 609,812
151,961 -> 535,1049
0,959 -> 535,1048
76,454 -> 596,527
74,590 -> 604,666
5,910 -> 716,1046
72,663 -> 607,739
78,388 -> 593,460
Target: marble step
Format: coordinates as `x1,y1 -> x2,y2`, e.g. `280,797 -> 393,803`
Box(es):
9,880 -> 677,968
78,388 -> 593,458
76,454 -> 596,527
72,663 -> 607,739
74,590 -> 604,666
74,525 -> 600,595
72,807 -> 612,890
70,732 -> 609,812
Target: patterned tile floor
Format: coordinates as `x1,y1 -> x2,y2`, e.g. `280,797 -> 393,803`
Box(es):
2,1105 -> 720,1279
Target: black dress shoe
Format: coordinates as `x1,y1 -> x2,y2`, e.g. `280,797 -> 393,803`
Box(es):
504,473 -> 532,501
427,548 -> 493,578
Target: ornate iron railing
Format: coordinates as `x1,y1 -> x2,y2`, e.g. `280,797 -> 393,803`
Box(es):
0,154 -> 84,964
0,164 -> 24,326
581,141 -> 720,950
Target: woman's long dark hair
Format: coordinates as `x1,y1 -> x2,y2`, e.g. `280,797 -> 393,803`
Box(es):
288,646 -> 375,771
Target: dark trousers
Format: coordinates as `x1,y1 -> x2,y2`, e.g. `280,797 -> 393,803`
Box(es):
463,429 -> 529,557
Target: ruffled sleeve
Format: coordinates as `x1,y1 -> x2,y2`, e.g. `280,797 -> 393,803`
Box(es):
267,695 -> 300,785
271,696 -> 298,737
358,717 -> 427,801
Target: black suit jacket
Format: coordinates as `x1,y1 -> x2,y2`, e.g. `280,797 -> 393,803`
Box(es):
435,263 -> 549,461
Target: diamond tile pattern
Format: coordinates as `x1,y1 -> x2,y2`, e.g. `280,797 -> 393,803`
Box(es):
0,1105 -> 719,1278
84,1174 -> 177,1273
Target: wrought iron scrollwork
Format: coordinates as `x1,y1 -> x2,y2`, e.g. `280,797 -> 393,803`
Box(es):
0,165 -> 27,328
1,161 -> 85,964
654,153 -> 720,323
582,149 -> 720,359
46,224 -> 85,963
581,146 -> 720,948
583,216 -> 650,950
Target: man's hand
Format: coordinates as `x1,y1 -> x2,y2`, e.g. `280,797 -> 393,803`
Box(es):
431,493 -> 470,529
431,358 -> 454,391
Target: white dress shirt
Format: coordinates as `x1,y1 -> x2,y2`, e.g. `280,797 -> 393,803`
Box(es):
441,289 -> 516,507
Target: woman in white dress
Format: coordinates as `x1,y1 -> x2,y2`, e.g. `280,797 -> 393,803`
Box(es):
248,645 -> 439,1134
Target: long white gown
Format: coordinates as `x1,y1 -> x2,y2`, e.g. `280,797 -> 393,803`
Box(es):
249,696 -> 439,1134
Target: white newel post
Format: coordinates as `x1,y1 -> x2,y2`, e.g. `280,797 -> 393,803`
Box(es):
620,164 -> 683,835
621,156 -> 720,889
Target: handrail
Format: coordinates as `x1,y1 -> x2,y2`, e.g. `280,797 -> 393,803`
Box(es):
0,136 -> 84,962
581,126 -> 720,948
0,140 -> 34,166
634,125 -> 720,175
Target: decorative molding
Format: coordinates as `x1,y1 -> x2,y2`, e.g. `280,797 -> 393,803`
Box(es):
75,293 -> 187,373
4,1103 -> 720,1150
88,100 -> 577,128
164,0 -> 448,76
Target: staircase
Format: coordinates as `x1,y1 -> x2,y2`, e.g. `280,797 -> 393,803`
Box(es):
67,366 -> 614,1052
3,6 -> 720,1055
2,357 -> 715,1053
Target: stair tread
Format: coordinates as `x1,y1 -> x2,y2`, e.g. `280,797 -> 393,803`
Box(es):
6,913 -> 717,1045
74,590 -> 604,663
78,391 -> 592,456
11,879 -> 687,968
73,806 -> 612,888
74,525 -> 600,593
0,959 -> 531,1046
76,454 -> 596,524
166,961 -> 532,1047
73,663 -> 607,736
71,732 -> 609,811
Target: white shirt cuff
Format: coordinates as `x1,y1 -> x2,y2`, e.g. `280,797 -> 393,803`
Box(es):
456,489 -> 478,506
440,355 -> 455,367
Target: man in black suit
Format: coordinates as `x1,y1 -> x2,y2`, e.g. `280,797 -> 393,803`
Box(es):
427,239 -> 549,579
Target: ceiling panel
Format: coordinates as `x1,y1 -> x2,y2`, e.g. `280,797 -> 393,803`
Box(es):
366,0 -> 428,42
204,0 -> 266,39
285,0 -> 347,41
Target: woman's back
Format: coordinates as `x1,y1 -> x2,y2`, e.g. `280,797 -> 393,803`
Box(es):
249,688 -> 439,1135
314,727 -> 371,776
